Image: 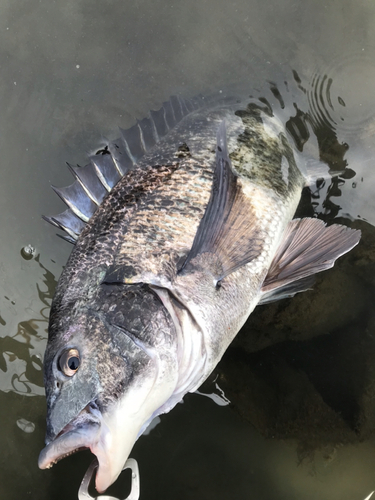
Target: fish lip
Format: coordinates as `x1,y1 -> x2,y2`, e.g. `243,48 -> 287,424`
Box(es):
38,403 -> 102,470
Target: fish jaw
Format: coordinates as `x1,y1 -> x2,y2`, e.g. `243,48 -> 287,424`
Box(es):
89,405 -> 141,493
38,425 -> 98,469
38,404 -> 102,469
39,358 -> 179,494
37,398 -> 140,493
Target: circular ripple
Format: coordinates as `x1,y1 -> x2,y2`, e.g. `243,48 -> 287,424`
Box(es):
307,50 -> 375,134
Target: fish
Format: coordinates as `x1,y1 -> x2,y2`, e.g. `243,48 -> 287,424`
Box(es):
38,94 -> 361,493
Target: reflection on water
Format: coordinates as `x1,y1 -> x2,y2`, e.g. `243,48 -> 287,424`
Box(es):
0,253 -> 56,397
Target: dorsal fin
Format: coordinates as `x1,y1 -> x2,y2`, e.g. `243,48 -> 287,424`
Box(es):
43,95 -> 204,242
51,181 -> 97,222
67,162 -> 107,206
90,154 -> 121,191
42,209 -> 85,242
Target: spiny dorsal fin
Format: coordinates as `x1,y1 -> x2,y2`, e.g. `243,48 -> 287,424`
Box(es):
67,162 -> 107,206
90,154 -> 121,191
43,95 -> 204,242
42,209 -> 85,242
51,181 -> 97,222
180,121 -> 263,282
259,218 -> 361,302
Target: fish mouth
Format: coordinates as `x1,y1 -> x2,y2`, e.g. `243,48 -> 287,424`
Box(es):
38,427 -> 97,469
38,401 -> 129,494
38,403 -> 102,469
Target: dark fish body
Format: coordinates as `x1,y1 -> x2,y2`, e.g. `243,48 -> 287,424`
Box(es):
39,95 -> 360,492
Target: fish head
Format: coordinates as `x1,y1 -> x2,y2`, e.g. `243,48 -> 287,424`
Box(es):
39,283 -> 178,493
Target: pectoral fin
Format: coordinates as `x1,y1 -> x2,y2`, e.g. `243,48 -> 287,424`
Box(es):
259,218 -> 361,304
180,121 -> 263,282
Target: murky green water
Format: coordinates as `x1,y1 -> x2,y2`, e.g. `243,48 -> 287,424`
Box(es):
1,1 -> 375,499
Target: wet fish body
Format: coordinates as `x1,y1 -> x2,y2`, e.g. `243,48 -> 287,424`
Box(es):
39,95 -> 360,492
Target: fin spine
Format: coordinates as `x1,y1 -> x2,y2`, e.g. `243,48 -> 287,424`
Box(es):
43,95 -> 201,241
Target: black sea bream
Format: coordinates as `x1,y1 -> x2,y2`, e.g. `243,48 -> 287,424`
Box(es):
38,95 -> 360,492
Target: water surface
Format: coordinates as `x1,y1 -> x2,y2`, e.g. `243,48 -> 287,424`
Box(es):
1,1 -> 375,499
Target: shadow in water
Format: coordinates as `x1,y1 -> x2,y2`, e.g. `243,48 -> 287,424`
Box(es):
0,254 -> 57,396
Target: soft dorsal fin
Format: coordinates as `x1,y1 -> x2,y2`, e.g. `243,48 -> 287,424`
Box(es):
259,218 -> 361,304
43,95 -> 204,242
180,121 -> 263,282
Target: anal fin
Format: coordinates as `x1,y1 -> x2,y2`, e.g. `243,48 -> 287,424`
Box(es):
260,218 -> 361,302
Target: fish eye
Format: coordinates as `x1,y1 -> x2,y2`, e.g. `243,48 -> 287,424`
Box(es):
58,348 -> 81,377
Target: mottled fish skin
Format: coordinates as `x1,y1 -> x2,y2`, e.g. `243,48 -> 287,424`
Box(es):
54,101 -> 302,300
154,106 -> 306,390
39,96 -> 359,493
47,100 -> 302,409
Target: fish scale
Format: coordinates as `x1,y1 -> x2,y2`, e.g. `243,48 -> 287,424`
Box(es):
53,109 -> 240,298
